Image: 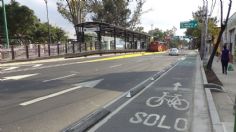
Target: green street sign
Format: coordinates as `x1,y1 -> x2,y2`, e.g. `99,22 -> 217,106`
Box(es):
180,20 -> 197,29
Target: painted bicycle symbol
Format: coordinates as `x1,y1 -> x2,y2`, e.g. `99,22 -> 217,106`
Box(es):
146,92 -> 189,111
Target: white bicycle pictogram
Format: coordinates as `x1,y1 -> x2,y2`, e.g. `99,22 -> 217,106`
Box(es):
146,92 -> 189,111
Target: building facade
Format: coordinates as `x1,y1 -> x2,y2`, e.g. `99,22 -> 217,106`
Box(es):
223,12 -> 236,62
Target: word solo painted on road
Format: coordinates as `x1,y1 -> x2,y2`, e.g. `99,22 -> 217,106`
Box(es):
129,92 -> 190,131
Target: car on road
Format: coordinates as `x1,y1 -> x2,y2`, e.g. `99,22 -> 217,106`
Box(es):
169,48 -> 179,56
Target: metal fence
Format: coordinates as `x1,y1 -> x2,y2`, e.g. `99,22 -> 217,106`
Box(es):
0,42 -> 147,62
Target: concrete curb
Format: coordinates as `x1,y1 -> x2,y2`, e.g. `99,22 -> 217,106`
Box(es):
200,61 -> 225,132
62,108 -> 110,132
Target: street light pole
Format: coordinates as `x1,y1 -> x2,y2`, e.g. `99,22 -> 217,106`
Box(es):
44,0 -> 51,56
1,0 -> 10,49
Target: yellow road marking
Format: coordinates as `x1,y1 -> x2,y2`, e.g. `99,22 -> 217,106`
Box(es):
85,52 -> 165,63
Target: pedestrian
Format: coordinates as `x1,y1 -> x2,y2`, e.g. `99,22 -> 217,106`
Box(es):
220,45 -> 230,74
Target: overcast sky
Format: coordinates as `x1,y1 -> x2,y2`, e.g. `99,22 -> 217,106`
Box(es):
5,0 -> 236,38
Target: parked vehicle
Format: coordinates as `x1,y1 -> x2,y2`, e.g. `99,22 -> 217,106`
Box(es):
169,48 -> 179,56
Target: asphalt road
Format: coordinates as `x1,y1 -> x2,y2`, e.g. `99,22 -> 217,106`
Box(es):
89,52 -> 198,132
0,52 -> 185,132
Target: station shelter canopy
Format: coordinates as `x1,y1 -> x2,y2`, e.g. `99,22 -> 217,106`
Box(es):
75,22 -> 150,51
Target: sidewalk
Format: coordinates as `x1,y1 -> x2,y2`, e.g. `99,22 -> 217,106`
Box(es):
211,58 -> 236,132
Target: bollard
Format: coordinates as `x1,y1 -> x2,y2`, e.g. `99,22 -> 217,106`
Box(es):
90,42 -> 92,51
48,44 -> 51,56
25,45 -> 29,59
72,43 -> 75,53
65,43 -> 68,54
11,45 -> 15,60
85,43 -> 87,51
38,45 -> 41,57
57,44 -> 60,55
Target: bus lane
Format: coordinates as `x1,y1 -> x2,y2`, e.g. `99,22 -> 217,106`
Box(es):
90,56 -> 197,132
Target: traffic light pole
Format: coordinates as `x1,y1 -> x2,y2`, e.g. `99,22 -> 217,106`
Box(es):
1,0 -> 10,49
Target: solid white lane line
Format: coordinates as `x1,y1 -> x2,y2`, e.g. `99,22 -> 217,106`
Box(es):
0,73 -> 39,81
32,64 -> 43,68
42,74 -> 76,83
3,67 -> 19,71
110,64 -> 122,68
19,86 -> 82,106
88,61 -> 181,132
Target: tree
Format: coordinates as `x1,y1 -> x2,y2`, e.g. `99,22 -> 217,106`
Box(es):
206,0 -> 232,70
134,26 -> 144,33
0,1 -> 68,45
57,0 -> 86,40
88,0 -> 130,27
32,22 -> 68,44
148,28 -> 165,41
57,0 -> 147,33
185,7 -> 219,51
0,1 -> 37,44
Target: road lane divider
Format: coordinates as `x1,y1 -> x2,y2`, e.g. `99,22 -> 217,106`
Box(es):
2,66 -> 19,71
42,74 -> 76,83
126,60 -> 180,98
62,108 -> 110,132
88,59 -> 181,132
109,64 -> 122,68
19,86 -> 82,106
32,64 -> 43,68
0,73 -> 39,81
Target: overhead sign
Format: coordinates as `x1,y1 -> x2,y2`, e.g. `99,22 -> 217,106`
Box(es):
180,20 -> 197,29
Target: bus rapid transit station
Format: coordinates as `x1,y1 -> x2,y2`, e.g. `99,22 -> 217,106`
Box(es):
74,22 -> 151,52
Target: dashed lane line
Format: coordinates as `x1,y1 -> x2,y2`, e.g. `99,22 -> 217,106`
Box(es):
19,86 -> 83,106
109,64 -> 122,68
1,52 -> 165,74
32,64 -> 43,68
2,67 -> 19,71
42,74 -> 77,83
88,59 -> 180,131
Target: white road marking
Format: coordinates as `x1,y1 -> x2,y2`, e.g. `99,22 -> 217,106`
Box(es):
32,64 -> 43,68
109,64 -> 122,68
3,67 -> 19,71
88,61 -> 181,132
173,82 -> 182,91
19,86 -> 82,106
73,79 -> 103,88
0,73 -> 38,81
42,74 -> 76,82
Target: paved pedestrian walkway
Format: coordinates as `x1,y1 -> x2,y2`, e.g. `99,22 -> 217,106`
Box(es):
211,58 -> 236,132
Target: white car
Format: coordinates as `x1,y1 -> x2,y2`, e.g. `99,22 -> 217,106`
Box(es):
169,48 -> 179,56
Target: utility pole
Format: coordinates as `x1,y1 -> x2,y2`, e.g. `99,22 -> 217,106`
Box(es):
200,0 -> 208,61
44,0 -> 51,56
204,0 -> 208,61
1,0 -> 10,49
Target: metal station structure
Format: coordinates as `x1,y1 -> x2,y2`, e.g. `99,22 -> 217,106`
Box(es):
75,22 -> 151,51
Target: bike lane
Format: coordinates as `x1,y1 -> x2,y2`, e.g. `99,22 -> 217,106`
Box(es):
89,55 -> 197,132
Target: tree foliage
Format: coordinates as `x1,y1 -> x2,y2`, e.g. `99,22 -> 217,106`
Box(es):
0,1 -> 68,45
57,0 -> 146,32
148,27 -> 176,42
0,1 -> 36,42
185,7 -> 219,50
87,0 -> 145,30
57,0 -> 86,26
